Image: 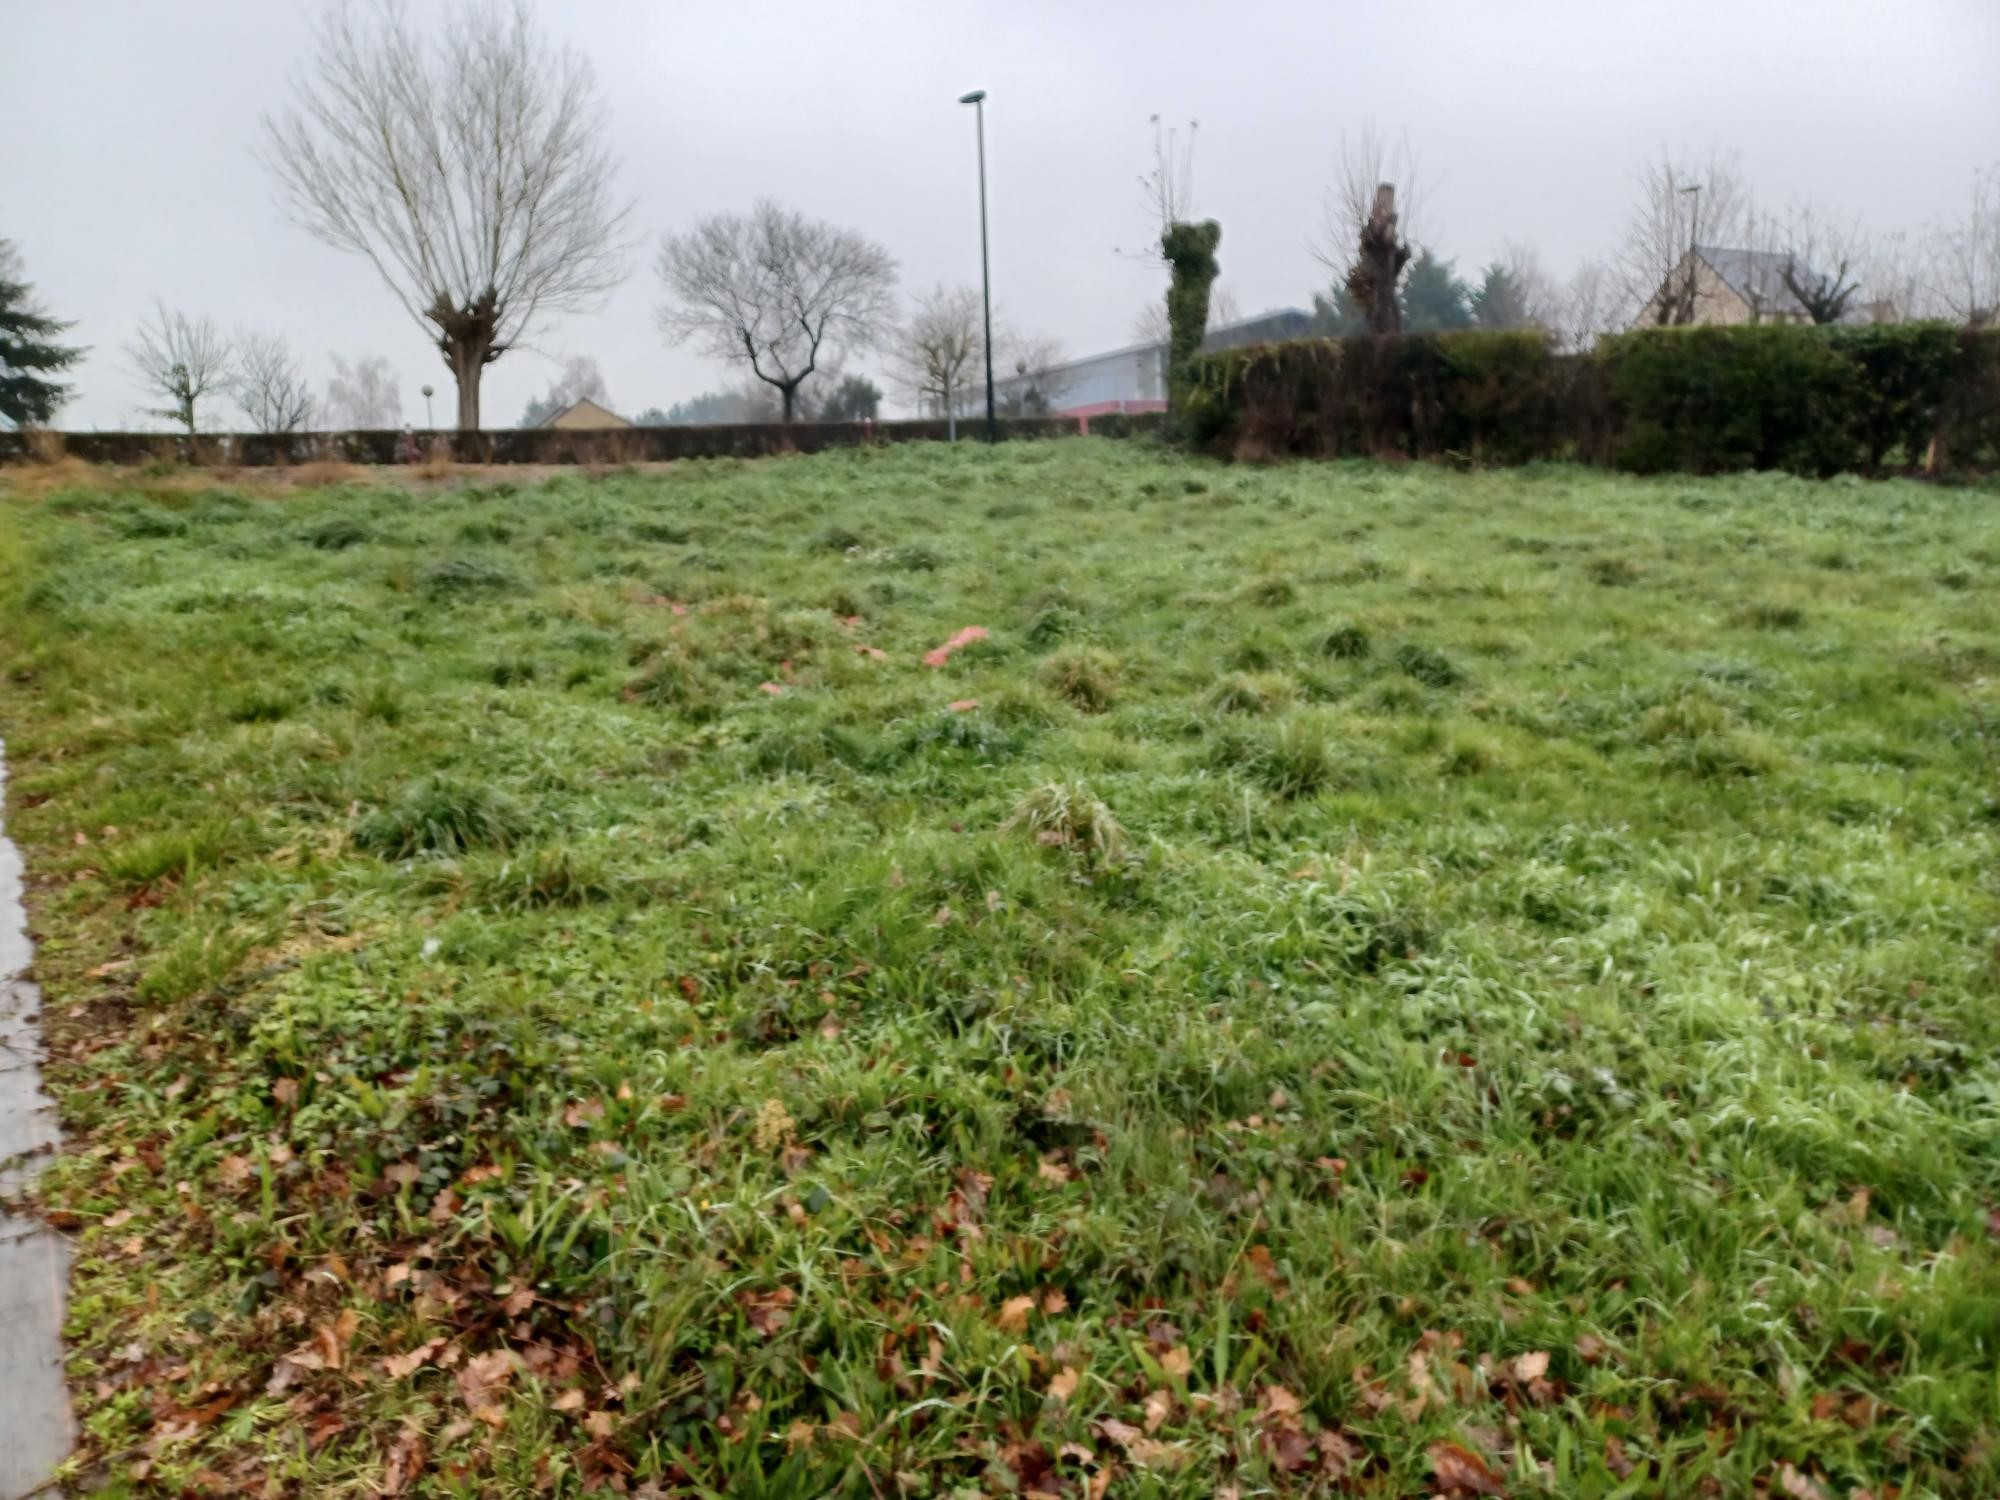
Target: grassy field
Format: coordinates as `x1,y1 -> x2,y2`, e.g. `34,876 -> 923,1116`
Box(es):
2,440 -> 1998,1498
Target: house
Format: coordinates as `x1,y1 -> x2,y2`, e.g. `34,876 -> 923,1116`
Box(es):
1634,245 -> 1821,327
537,397 -> 632,430
982,307 -> 1313,417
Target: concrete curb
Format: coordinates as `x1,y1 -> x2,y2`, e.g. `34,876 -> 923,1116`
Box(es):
0,741 -> 73,1499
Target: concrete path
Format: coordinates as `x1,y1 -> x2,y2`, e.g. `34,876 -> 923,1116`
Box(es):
0,741 -> 73,1499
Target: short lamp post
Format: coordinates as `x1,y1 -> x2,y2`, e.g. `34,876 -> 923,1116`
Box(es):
421,384 -> 435,430
958,89 -> 997,443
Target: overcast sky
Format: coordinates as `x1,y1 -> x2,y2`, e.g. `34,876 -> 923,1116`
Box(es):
6,0 -> 1997,428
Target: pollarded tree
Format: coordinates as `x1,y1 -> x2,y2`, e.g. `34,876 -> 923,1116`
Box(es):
1316,128 -> 1420,335
0,241 -> 84,429
655,200 -> 897,423
127,302 -> 234,435
263,0 -> 632,431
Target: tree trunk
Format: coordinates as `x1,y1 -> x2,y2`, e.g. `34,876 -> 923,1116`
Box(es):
449,340 -> 488,431
1349,184 -> 1410,336
780,383 -> 798,423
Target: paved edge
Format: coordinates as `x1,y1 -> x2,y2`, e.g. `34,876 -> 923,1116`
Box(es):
0,739 -> 74,1500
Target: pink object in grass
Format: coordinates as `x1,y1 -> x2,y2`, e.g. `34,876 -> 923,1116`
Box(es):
948,699 -> 979,712
855,645 -> 887,661
759,682 -> 785,696
923,626 -> 989,668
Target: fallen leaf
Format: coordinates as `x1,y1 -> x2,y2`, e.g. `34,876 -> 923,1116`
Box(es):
1097,1419 -> 1191,1471
86,958 -> 133,978
1429,1439 -> 1509,1496
948,699 -> 980,712
1778,1463 -> 1831,1500
759,681 -> 785,696
562,1099 -> 606,1129
553,1388 -> 586,1412
583,1410 -> 617,1439
1158,1346 -> 1192,1381
381,1338 -> 446,1381
1143,1389 -> 1173,1433
272,1077 -> 299,1106
996,1294 -> 1036,1334
1041,1288 -> 1069,1315
1512,1351 -> 1550,1383
1047,1367 -> 1081,1404
381,1427 -> 428,1495
1575,1333 -> 1607,1365
315,1308 -> 358,1371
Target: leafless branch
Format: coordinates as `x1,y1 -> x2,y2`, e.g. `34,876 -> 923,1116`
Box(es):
889,285 -> 985,417
233,333 -> 317,433
1315,126 -> 1422,271
324,353 -> 403,427
1926,164 -> 2000,327
1620,146 -> 1752,325
262,0 -> 632,428
126,301 -> 235,433
655,199 -> 897,422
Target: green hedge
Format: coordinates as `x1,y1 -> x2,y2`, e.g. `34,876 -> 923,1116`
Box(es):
1186,323 -> 2000,475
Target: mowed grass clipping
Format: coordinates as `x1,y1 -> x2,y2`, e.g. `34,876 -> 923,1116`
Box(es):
2,442 -> 1999,1498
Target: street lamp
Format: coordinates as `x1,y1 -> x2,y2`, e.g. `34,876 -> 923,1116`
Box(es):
959,89 -> 996,443
421,384 -> 435,429
1678,184 -> 1701,322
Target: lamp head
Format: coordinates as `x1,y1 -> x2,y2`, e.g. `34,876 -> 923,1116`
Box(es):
959,90 -> 986,104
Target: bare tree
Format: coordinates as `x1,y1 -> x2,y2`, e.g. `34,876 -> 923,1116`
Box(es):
324,353 -> 402,428
520,354 -> 610,426
263,0 -> 632,431
1552,260 -> 1619,352
1856,232 -> 1929,323
1927,165 -> 2000,327
1619,147 -> 1752,325
890,285 -> 985,420
232,333 -> 316,433
996,334 -> 1073,417
655,200 -> 897,423
127,302 -> 234,434
1315,129 -> 1421,335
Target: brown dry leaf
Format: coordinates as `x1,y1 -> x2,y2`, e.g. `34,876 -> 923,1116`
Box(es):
1037,1155 -> 1075,1185
1575,1333 -> 1607,1365
456,1349 -> 517,1416
381,1338 -> 445,1381
1778,1464 -> 1831,1500
272,1077 -> 299,1106
553,1388 -> 586,1413
87,958 -> 134,978
216,1155 -> 254,1190
1047,1367 -> 1081,1404
1243,1244 -> 1289,1295
1512,1351 -> 1550,1383
1157,1346 -> 1192,1382
380,1427 -> 428,1495
1429,1439 -> 1509,1497
1142,1389 -> 1173,1434
502,1286 -> 536,1317
996,1294 -> 1037,1334
583,1410 -> 617,1439
383,1162 -> 421,1190
563,1098 -> 606,1129
315,1308 -> 358,1371
1041,1288 -> 1069,1315
740,1286 -> 796,1337
1097,1419 -> 1192,1472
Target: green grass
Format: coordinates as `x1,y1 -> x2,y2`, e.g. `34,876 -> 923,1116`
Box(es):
3,442 -> 1999,1498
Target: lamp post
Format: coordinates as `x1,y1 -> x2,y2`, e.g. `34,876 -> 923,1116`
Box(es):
958,89 -> 996,443
1678,183 -> 1701,323
421,384 -> 435,429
